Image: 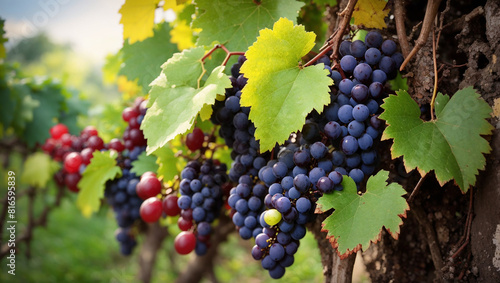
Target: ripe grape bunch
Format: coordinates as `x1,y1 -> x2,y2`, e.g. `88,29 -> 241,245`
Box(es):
311,30 -> 403,187
103,97 -> 149,255
174,158 -> 229,256
42,124 -> 105,192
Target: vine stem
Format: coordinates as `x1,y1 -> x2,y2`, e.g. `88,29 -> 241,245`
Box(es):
394,0 -> 411,57
430,27 -> 438,120
197,44 -> 245,87
399,0 -> 442,71
407,173 -> 428,203
303,0 -> 358,68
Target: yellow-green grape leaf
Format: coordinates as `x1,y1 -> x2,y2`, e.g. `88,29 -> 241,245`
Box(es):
161,47 -> 205,89
379,87 -> 493,192
193,0 -> 304,52
119,22 -> 178,91
170,21 -> 196,51
131,151 -> 159,176
240,18 -> 333,151
316,171 -> 408,259
352,0 -> 389,29
0,18 -> 6,59
142,66 -> 231,154
20,152 -> 59,188
119,0 -> 160,44
152,145 -> 185,182
77,151 -> 122,217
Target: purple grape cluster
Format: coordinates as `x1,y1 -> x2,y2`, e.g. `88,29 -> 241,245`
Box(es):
177,159 -> 228,255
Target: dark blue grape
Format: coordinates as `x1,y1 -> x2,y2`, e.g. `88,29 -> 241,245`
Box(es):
339,40 -> 352,56
340,55 -> 357,73
346,154 -> 361,168
365,30 -> 383,48
308,167 -> 325,186
293,150 -> 310,167
341,135 -> 359,155
328,171 -> 343,185
349,168 -> 365,183
272,161 -> 288,178
358,134 -> 373,150
361,150 -> 377,165
330,70 -> 342,85
316,176 -> 334,193
391,52 -> 404,69
351,84 -> 369,103
331,150 -> 345,166
324,103 -> 340,122
365,47 -> 382,65
296,197 -> 311,213
350,40 -> 367,58
353,63 -> 372,82
310,142 -> 328,159
352,104 -> 370,121
381,39 -> 397,56
338,104 -> 354,124
269,265 -> 286,279
348,120 -> 365,137
339,79 -> 354,94
371,69 -> 387,83
379,56 -> 396,75
324,121 -> 342,139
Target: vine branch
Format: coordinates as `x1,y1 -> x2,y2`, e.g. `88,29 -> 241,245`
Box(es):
399,0 -> 443,71
394,0 -> 410,57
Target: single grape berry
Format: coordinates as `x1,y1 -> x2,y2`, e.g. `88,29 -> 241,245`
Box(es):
186,128 -> 205,151
64,152 -> 83,174
162,195 -> 181,216
139,197 -> 163,223
50,124 -> 69,140
136,176 -> 162,200
174,231 -> 197,255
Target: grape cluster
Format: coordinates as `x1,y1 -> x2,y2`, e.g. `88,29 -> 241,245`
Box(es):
175,159 -> 228,255
42,124 -> 105,192
103,98 -> 149,255
310,30 -> 401,188
211,55 -> 263,183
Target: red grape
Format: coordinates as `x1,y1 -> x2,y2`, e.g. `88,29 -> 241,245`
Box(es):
81,126 -> 98,138
162,195 -> 180,216
65,173 -> 81,192
81,148 -> 94,165
108,138 -> 125,152
141,171 -> 157,180
174,231 -> 196,255
136,176 -> 162,200
122,107 -> 139,122
87,135 -> 104,150
139,197 -> 163,223
50,124 -> 69,139
60,133 -> 73,146
186,128 -> 204,151
177,217 -> 193,231
64,152 -> 83,173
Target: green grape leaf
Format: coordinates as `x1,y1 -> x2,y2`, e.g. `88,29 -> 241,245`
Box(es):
102,51 -> 123,84
119,22 -> 178,91
20,152 -> 60,188
131,151 -> 159,176
311,0 -> 338,5
152,146 -> 184,182
388,71 -> 408,92
119,0 -> 160,44
240,18 -> 333,152
379,87 -> 493,192
161,46 -> 205,89
316,170 -> 408,259
77,151 -> 122,217
0,18 -> 6,59
193,0 -> 304,52
142,66 -> 231,154
23,80 -> 66,148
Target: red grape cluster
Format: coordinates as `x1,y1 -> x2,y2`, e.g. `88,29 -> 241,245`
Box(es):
42,124 -> 105,192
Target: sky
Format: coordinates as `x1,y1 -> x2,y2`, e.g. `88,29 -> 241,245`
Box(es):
0,0 -> 125,64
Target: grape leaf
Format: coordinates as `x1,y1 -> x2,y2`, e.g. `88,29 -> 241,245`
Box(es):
379,88 -> 493,192
102,51 -> 122,84
23,79 -> 66,148
311,0 -> 338,5
142,66 -> 231,154
193,0 -> 304,52
160,46 -> 205,89
240,18 -> 333,152
77,151 -> 122,217
119,22 -> 178,91
352,0 -> 389,29
0,18 -> 6,59
20,152 -> 60,188
388,71 -> 408,91
131,151 -> 159,176
170,21 -> 196,51
119,0 -> 160,44
316,170 -> 408,259
152,145 -> 184,182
